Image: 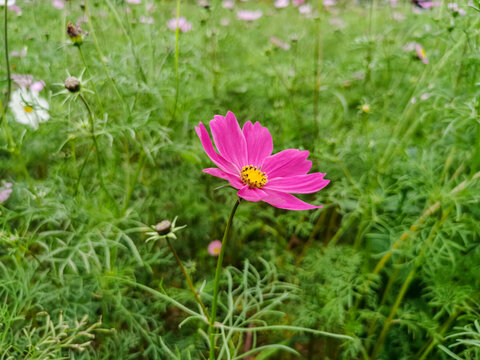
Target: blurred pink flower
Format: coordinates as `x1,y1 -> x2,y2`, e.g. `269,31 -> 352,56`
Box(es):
11,74 -> 33,89
324,0 -> 336,6
8,4 -> 21,14
139,16 -> 154,24
221,18 -> 230,26
415,0 -> 441,9
30,81 -> 45,92
167,17 -> 192,32
196,111 -> 330,210
10,46 -> 27,57
415,44 -> 428,64
208,240 -> 222,256
292,0 -> 305,5
52,0 -> 65,9
237,10 -> 262,21
298,4 -> 312,14
126,0 -> 141,4
0,183 -> 12,204
270,36 -> 290,50
222,0 -> 234,9
274,0 -> 289,8
11,74 -> 45,92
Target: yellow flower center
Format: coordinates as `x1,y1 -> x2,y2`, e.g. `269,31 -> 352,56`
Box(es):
213,247 -> 220,254
420,48 -> 426,59
241,165 -> 268,189
23,106 -> 34,113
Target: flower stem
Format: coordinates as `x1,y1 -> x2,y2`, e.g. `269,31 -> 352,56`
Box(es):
78,93 -> 116,209
2,3 -> 11,118
166,238 -> 210,320
208,198 -> 241,359
170,0 -> 181,125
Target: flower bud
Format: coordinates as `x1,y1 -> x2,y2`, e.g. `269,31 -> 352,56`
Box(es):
67,22 -> 83,46
64,76 -> 80,93
155,220 -> 171,235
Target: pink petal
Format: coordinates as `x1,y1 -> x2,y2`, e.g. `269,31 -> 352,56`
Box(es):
30,81 -> 45,92
237,186 -> 267,202
262,149 -> 312,178
242,121 -> 273,167
266,173 -> 330,194
262,189 -> 322,210
195,123 -> 239,174
210,111 -> 248,169
203,168 -> 243,189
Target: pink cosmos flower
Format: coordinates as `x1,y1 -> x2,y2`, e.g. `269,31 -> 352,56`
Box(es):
11,74 -> 45,92
196,112 -> 330,210
126,0 -> 141,4
222,0 -> 234,9
208,240 -> 222,256
167,17 -> 192,32
52,0 -> 65,9
8,4 -> 20,14
298,4 -> 312,15
270,36 -> 290,50
415,44 -> 428,64
274,0 -> 289,8
0,183 -> 12,204
237,10 -> 262,21
292,0 -> 305,5
139,16 -> 154,24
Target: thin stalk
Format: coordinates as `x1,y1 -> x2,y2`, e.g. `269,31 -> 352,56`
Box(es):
2,3 -> 11,118
417,309 -> 461,360
78,93 -> 116,208
312,0 -> 323,131
209,198 -> 241,360
77,46 -> 105,116
85,0 -> 128,112
171,0 -> 181,124
122,151 -> 146,214
370,205 -> 454,358
166,238 -> 210,320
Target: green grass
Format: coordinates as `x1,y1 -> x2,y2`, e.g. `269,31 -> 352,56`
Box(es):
1,0 -> 480,358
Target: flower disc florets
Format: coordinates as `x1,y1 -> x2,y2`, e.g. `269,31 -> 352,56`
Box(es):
241,165 -> 267,189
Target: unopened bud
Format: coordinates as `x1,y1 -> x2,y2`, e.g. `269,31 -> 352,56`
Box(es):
65,76 -> 80,93
67,22 -> 83,46
155,220 -> 171,235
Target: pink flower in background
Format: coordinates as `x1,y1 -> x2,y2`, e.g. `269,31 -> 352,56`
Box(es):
52,0 -> 65,9
167,17 -> 192,32
298,4 -> 312,15
196,112 -> 330,210
8,4 -> 20,14
270,36 -> 290,50
274,0 -> 289,8
11,74 -> 45,92
222,0 -> 234,9
415,43 -> 428,64
208,240 -> 222,256
139,16 -> 154,24
415,0 -> 441,9
324,0 -> 336,6
126,0 -> 141,4
30,81 -> 45,92
237,10 -> 262,21
0,183 -> 12,204
10,46 -> 27,57
292,0 -> 305,5
221,18 -> 230,26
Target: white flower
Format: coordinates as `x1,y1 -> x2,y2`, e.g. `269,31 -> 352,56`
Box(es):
9,89 -> 50,130
0,0 -> 16,6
